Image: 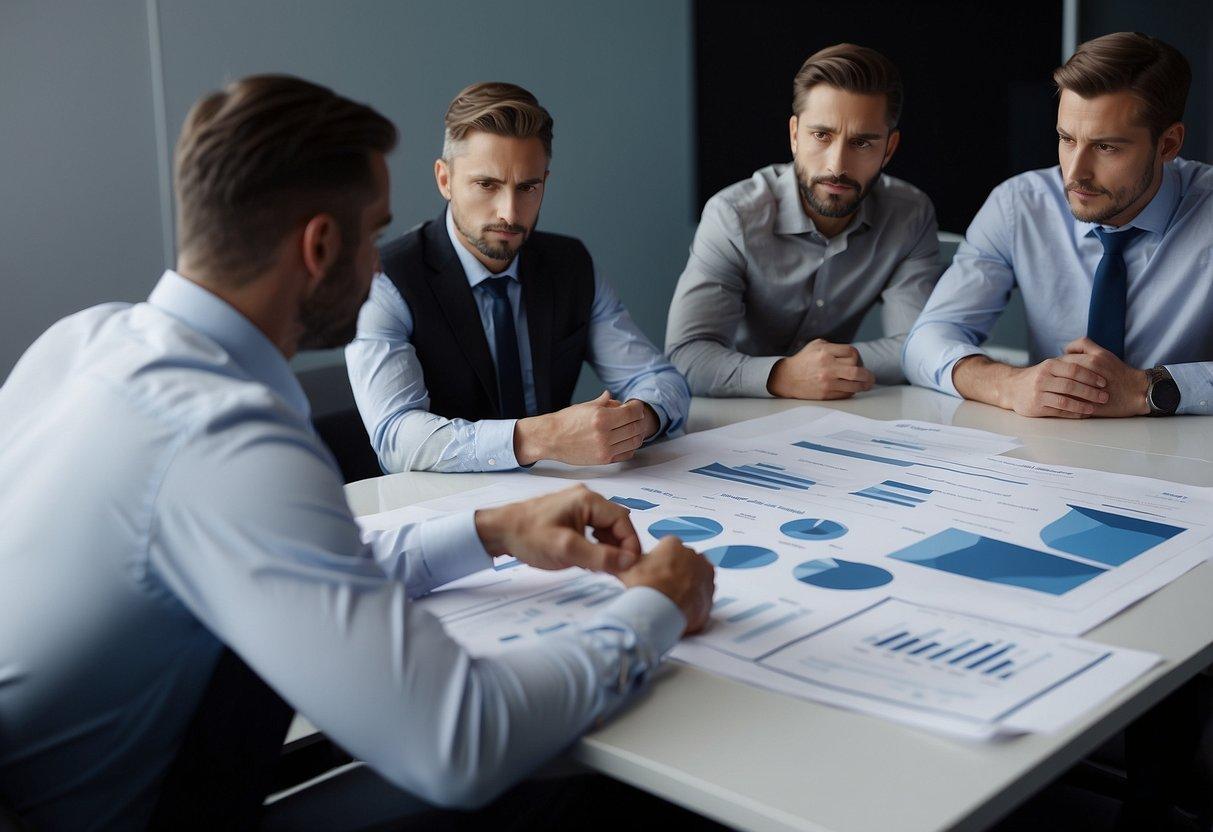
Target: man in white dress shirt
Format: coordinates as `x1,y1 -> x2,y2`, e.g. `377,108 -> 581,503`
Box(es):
0,74 -> 715,831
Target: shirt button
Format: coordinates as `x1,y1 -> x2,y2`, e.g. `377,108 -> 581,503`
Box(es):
488,458 -> 497,466
816,299 -> 825,308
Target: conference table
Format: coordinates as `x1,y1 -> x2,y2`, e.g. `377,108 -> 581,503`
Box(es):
301,386 -> 1213,832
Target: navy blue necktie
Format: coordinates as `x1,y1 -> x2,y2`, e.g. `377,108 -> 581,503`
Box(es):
1086,226 -> 1145,360
483,277 -> 527,418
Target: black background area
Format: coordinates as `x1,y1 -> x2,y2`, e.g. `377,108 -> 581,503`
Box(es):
694,0 -> 1065,232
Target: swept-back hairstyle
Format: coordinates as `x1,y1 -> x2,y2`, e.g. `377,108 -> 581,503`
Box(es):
792,43 -> 903,128
442,81 -> 554,160
174,74 -> 397,285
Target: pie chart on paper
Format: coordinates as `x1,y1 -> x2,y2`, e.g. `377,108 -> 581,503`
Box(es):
647,516 -> 724,543
703,545 -> 779,569
793,558 -> 893,590
780,518 -> 848,541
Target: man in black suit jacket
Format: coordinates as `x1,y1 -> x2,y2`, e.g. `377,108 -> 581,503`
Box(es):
346,81 -> 690,473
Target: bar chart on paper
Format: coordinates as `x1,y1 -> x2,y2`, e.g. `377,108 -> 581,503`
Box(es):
692,595 -> 820,659
442,574 -> 625,654
689,461 -> 815,492
759,599 -> 1117,723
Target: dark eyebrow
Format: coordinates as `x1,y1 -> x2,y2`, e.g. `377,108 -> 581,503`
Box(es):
518,178 -> 544,187
1090,136 -> 1133,144
804,124 -> 838,134
852,132 -> 885,141
468,174 -> 504,183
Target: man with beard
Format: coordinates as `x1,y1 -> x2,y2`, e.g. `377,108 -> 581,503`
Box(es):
345,82 -> 690,473
903,32 -> 1213,418
0,75 -> 717,829
665,43 -> 942,399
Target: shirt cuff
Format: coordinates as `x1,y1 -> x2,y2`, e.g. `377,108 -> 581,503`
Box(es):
631,397 -> 671,442
1164,363 -> 1213,416
937,346 -> 989,398
473,418 -> 521,470
739,355 -> 782,398
417,511 -> 491,588
591,586 -> 685,658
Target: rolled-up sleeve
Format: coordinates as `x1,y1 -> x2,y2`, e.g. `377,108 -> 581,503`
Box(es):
902,183 -> 1018,397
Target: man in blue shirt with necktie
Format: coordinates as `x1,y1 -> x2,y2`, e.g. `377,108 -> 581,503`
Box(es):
346,82 -> 691,473
903,32 -> 1213,418
0,74 -> 715,830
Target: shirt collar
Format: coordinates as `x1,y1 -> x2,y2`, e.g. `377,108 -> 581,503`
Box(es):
445,206 -> 520,287
1072,161 -> 1180,242
147,270 -> 310,417
773,162 -> 872,239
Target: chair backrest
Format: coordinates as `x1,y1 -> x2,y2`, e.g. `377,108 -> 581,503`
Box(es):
296,363 -> 383,484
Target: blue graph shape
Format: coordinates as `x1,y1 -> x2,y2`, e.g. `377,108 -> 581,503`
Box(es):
609,496 -> 659,510
793,440 -> 914,467
690,461 -> 814,491
648,516 -> 724,543
890,528 -> 1106,595
1040,504 -> 1184,567
703,545 -> 779,569
853,487 -> 918,507
793,558 -> 893,590
780,518 -> 848,541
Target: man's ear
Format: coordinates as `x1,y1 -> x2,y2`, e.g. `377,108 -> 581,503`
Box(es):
1158,122 -> 1185,163
882,129 -> 901,170
300,213 -> 339,294
435,157 -> 452,200
788,115 -> 799,157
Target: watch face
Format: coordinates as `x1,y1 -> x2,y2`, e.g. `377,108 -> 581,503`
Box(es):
1150,378 -> 1181,414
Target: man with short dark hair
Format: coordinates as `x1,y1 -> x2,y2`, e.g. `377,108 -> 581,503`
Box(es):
0,74 -> 715,829
903,32 -> 1213,418
346,81 -> 690,473
665,43 -> 942,400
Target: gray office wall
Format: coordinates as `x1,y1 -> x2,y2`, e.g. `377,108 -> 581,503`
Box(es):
0,0 -> 696,388
1,1 -> 166,381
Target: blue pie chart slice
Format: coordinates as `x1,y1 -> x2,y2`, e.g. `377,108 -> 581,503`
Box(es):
703,545 -> 778,569
794,558 -> 893,590
648,516 -> 723,543
781,518 -> 848,541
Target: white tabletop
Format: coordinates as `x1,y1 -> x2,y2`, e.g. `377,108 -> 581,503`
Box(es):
337,388 -> 1213,832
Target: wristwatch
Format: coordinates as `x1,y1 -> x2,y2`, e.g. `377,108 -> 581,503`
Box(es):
1145,366 -> 1180,416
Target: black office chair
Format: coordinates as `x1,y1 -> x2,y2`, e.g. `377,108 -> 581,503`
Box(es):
296,363 -> 383,484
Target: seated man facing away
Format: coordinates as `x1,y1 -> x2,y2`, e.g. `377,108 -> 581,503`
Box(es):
345,82 -> 690,473
665,43 -> 942,401
0,75 -> 715,831
903,32 -> 1213,418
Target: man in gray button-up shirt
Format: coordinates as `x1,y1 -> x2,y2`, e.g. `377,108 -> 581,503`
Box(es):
666,44 -> 942,399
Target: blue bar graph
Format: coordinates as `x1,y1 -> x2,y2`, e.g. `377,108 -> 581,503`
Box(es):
950,642 -> 995,665
890,638 -> 921,652
967,643 -> 1015,670
985,659 -> 1014,676
853,487 -> 918,508
793,440 -> 915,467
871,438 -> 926,451
930,639 -> 972,660
908,641 -> 940,655
874,630 -> 909,647
690,461 -> 815,491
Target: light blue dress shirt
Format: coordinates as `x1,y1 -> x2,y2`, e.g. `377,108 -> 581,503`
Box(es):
0,270 -> 684,830
903,158 -> 1213,414
345,209 -> 691,473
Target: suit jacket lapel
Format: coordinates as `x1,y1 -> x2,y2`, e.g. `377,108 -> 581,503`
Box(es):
421,214 -> 500,412
519,245 -> 553,416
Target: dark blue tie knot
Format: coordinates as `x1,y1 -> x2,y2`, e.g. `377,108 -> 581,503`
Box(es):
483,276 -> 513,300
1094,225 -> 1145,255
